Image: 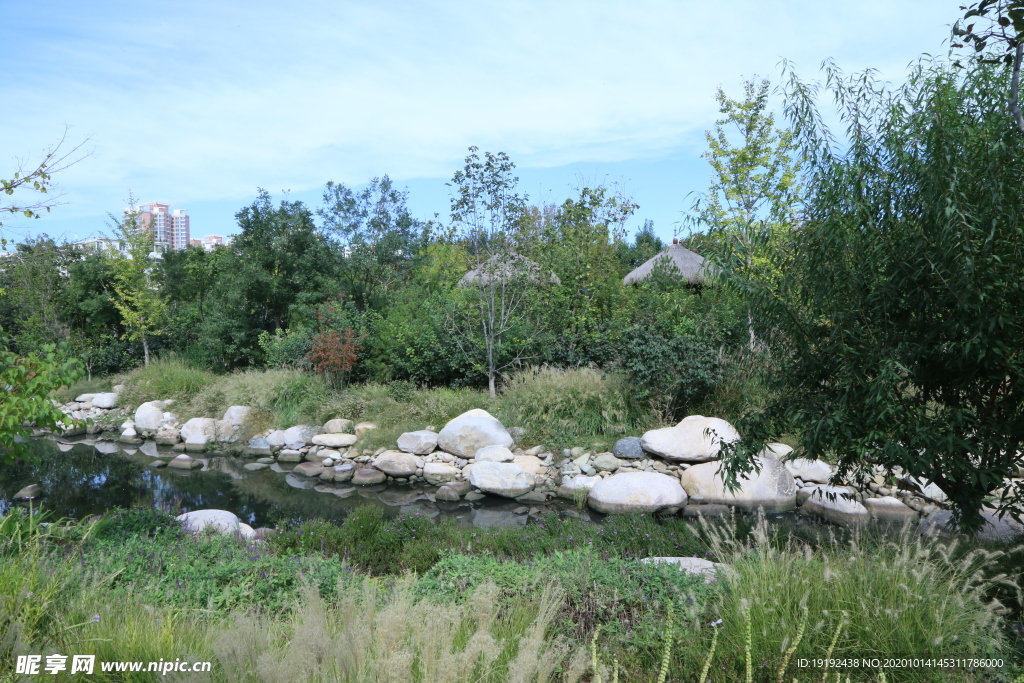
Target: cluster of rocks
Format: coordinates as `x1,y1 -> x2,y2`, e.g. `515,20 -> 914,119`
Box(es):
50,393 -> 965,526
52,390 -> 125,436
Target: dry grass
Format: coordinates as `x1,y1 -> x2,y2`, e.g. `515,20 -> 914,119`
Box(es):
210,577 -> 567,683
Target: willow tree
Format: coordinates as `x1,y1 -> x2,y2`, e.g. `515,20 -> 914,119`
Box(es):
719,59 -> 1024,532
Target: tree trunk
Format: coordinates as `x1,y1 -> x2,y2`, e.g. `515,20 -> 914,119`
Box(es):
488,369 -> 497,398
1010,42 -> 1024,137
143,335 -> 150,367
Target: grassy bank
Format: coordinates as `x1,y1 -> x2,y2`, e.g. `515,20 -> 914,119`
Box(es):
1,505 -> 1020,682
64,358 -> 666,449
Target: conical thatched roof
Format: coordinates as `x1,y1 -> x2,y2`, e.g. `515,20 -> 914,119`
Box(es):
459,253 -> 561,287
622,242 -> 711,286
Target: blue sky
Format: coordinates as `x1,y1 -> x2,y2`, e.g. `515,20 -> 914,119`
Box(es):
1,0 -> 956,244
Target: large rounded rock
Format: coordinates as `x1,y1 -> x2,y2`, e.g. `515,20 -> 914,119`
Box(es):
557,475 -> 602,499
134,401 -> 167,431
475,445 -> 514,462
169,454 -> 202,470
592,453 -> 622,472
468,461 -> 535,498
176,509 -> 253,539
863,496 -> 917,521
265,430 -> 287,449
612,436 -> 644,460
397,430 -> 438,454
352,468 -> 387,486
374,451 -> 422,477
311,433 -> 358,448
437,409 -> 514,459
423,462 -> 461,485
92,392 -> 119,409
323,418 -> 354,434
222,406 -> 251,427
679,452 -> 796,512
293,462 -> 326,478
641,415 -> 740,463
785,457 -> 832,484
181,417 -> 218,451
799,485 -> 869,525
512,455 -> 543,475
283,425 -> 322,449
587,472 -> 687,514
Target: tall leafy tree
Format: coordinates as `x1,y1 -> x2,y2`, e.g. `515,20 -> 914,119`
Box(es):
691,78 -> 801,349
108,202 -> 168,367
448,147 -> 542,396
720,58 -> 1024,532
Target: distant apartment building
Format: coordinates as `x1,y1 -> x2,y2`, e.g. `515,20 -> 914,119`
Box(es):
125,202 -> 190,251
189,235 -> 231,252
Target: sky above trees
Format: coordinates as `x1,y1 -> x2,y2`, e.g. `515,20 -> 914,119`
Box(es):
1,0 -> 954,243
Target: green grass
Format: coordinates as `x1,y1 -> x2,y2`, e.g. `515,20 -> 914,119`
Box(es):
0,505 -> 1020,681
497,366 -> 661,449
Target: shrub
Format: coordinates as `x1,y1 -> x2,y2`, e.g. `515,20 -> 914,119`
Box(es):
498,366 -> 658,447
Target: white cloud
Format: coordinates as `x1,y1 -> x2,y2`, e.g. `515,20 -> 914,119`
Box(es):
1,0 -> 955,231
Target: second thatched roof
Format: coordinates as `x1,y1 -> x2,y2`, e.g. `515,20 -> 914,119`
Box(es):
458,253 -> 561,287
622,241 -> 712,286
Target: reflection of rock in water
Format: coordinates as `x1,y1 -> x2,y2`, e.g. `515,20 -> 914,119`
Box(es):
356,485 -> 387,500
400,500 -> 440,518
285,474 -> 316,490
377,488 -> 421,506
270,463 -> 286,473
472,507 -> 527,528
121,448 -> 138,455
94,441 -> 119,454
55,442 -> 75,452
139,442 -> 159,458
332,486 -> 356,498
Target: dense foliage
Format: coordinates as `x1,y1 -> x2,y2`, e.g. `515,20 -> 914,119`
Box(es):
719,59 -> 1024,531
0,153 -> 743,423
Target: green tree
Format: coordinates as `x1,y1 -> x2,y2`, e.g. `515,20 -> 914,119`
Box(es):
108,202 -> 168,366
448,147 -> 542,396
318,175 -> 421,312
720,58 -> 1024,532
0,330 -> 83,462
691,78 -> 801,349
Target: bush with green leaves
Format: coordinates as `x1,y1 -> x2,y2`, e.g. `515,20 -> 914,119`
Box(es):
719,58 -> 1024,531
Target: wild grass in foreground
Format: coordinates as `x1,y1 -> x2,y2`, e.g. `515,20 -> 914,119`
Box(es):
0,506 -> 1021,681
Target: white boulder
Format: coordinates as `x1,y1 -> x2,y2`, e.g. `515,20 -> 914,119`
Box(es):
176,509 -> 252,538
283,425 -> 322,449
785,457 -> 833,484
374,450 -> 422,477
180,418 -> 218,448
222,406 -> 252,427
679,451 -> 796,512
557,475 -> 602,498
512,455 -> 543,475
134,401 -> 167,431
640,415 -> 740,463
468,461 -> 535,498
800,485 -> 869,525
311,433 -> 358,448
265,430 -> 287,449
422,462 -> 461,486
640,557 -> 725,584
92,393 -> 119,409
587,472 -> 687,514
323,418 -> 354,434
437,409 -> 514,459
475,445 -> 515,462
863,496 -> 917,521
397,430 -> 438,454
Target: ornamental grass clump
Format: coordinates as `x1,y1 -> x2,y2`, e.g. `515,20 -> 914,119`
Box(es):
498,366 -> 658,447
211,577 -> 568,683
686,513 -> 1017,682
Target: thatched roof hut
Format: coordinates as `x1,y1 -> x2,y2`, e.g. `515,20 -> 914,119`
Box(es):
622,239 -> 712,286
459,253 -> 561,287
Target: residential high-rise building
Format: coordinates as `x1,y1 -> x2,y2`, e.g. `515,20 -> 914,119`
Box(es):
126,202 -> 191,251
189,235 -> 230,252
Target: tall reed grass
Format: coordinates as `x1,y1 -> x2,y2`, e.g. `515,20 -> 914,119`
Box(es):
498,366 -> 660,447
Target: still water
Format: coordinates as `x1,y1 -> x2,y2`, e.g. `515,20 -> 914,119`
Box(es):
0,438 -> 574,528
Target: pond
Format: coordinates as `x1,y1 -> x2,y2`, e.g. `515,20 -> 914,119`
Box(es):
1,438 -> 877,538
0,437 -> 584,529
